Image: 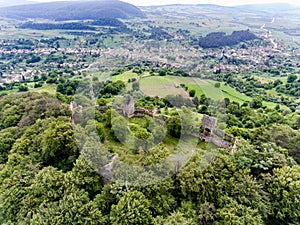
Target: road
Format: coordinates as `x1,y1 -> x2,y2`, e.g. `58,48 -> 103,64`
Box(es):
261,17 -> 278,49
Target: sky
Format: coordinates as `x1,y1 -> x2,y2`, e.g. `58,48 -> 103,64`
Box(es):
0,0 -> 299,6
123,0 -> 299,6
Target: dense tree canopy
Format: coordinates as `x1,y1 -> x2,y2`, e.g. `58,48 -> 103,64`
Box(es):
0,92 -> 299,225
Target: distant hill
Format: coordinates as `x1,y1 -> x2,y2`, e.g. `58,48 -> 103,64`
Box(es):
199,30 -> 259,49
0,0 -> 145,20
235,3 -> 298,13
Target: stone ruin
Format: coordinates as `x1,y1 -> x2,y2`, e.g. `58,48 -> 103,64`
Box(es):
122,95 -> 135,118
200,115 -> 237,152
70,99 -> 238,152
201,115 -> 217,136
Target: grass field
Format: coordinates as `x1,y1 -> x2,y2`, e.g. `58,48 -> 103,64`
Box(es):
28,83 -> 57,95
139,76 -> 188,97
219,84 -> 253,103
253,75 -> 288,84
169,76 -> 224,100
208,81 -> 281,108
111,71 -> 139,83
138,75 -> 282,108
0,27 -> 74,40
140,76 -> 225,100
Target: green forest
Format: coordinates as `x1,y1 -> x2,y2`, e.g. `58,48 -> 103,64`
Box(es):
0,90 -> 299,224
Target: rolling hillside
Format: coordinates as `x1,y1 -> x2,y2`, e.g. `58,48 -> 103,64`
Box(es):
0,0 -> 145,20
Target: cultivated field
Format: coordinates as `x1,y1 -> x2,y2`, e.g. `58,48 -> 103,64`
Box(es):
138,75 -> 281,108
111,71 -> 139,83
139,76 -> 189,97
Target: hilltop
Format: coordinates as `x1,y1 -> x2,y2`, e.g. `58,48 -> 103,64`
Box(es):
0,0 -> 145,20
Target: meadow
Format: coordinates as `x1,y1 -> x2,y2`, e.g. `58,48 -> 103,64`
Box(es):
109,72 -> 282,108
139,76 -> 189,97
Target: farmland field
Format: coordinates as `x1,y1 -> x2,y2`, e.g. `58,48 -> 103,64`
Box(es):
139,76 -> 189,97
170,76 -> 252,102
219,84 -> 253,103
137,75 -> 282,108
111,71 -> 139,83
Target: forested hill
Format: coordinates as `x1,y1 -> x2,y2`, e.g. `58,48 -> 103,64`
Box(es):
199,30 -> 258,48
0,0 -> 145,20
0,92 -> 299,224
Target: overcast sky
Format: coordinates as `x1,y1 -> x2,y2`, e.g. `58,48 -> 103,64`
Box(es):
123,0 -> 299,6
1,0 -> 298,6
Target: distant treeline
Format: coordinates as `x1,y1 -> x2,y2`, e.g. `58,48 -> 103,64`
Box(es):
19,22 -> 96,31
19,19 -> 126,31
199,30 -> 258,48
89,18 -> 125,27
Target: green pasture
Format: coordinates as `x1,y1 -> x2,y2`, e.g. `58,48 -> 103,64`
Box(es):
111,71 -> 139,83
28,83 -> 57,95
219,84 -> 253,103
138,75 -> 283,108
139,76 -> 188,97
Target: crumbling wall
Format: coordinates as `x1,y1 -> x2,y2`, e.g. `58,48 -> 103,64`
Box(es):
200,115 -> 237,152
201,115 -> 217,132
122,95 -> 135,118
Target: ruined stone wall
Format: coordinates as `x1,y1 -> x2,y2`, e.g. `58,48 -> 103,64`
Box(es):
210,134 -> 233,149
194,114 -> 238,151
71,101 -> 238,152
122,95 -> 135,118
201,115 -> 217,132
213,128 -> 236,143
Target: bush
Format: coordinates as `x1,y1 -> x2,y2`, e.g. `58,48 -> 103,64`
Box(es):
189,89 -> 196,97
18,85 -> 28,92
214,82 -> 221,88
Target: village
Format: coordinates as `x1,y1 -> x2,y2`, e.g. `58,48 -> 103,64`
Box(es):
1,24 -> 299,86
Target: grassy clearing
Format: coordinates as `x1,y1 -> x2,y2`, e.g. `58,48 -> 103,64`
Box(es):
139,76 -> 188,97
92,71 -> 112,82
111,71 -> 139,83
0,83 -> 57,97
96,69 -> 290,110
139,76 -> 224,99
139,75 -> 283,109
195,80 -> 223,101
0,27 -> 74,40
219,84 -> 253,103
140,76 -> 174,85
219,83 -> 281,108
29,84 -> 57,95
254,75 -> 288,84
170,76 -> 206,85
171,76 -> 226,101
102,36 -> 123,48
262,100 -> 282,108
